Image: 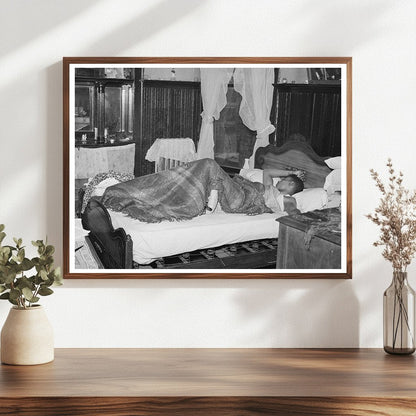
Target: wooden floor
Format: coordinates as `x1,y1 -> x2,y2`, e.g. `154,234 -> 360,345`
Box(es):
1,348 -> 416,415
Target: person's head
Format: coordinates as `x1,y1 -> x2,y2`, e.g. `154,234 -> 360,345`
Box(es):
276,174 -> 304,195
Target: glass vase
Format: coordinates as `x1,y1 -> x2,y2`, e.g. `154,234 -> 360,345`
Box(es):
383,271 -> 415,355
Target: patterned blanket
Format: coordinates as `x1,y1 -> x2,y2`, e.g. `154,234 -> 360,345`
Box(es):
101,159 -> 272,223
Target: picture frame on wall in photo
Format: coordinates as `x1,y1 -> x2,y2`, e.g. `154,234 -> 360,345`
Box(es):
63,57 -> 352,279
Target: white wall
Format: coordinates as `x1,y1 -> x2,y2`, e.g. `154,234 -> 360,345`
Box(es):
1,0 -> 415,348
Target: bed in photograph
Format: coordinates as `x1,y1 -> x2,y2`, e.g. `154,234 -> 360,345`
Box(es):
80,140 -> 340,270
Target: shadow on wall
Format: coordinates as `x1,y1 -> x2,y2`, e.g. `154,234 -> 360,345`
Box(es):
233,279 -> 359,348
46,62 -> 64,263
1,0 -> 102,57
57,277 -> 359,348
1,0 -> 203,57
80,0 -> 203,55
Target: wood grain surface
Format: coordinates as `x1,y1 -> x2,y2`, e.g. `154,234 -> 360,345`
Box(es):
1,348 -> 415,415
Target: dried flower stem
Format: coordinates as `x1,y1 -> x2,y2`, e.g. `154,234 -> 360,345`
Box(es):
366,159 -> 416,272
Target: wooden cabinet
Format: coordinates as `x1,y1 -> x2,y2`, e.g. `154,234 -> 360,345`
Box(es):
271,83 -> 341,157
74,68 -> 202,178
134,79 -> 202,176
75,70 -> 134,143
276,208 -> 341,269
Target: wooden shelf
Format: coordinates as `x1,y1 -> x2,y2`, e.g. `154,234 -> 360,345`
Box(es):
1,348 -> 415,415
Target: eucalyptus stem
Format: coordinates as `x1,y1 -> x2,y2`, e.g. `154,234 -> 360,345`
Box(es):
0,225 -> 62,309
390,272 -> 415,351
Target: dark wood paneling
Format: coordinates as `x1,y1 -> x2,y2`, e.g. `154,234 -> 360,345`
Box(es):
271,83 -> 341,157
134,80 -> 202,177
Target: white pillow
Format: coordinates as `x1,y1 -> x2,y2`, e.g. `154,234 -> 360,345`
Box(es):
240,169 -> 327,213
324,169 -> 341,194
325,191 -> 341,209
293,188 -> 328,213
91,177 -> 121,197
325,156 -> 341,170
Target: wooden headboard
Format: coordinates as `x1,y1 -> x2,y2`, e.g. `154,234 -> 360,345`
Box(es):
255,141 -> 331,188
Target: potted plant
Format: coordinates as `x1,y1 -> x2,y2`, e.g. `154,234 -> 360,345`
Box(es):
0,224 -> 62,365
367,160 -> 416,354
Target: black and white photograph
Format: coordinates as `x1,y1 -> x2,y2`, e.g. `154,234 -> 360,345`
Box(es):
64,58 -> 352,278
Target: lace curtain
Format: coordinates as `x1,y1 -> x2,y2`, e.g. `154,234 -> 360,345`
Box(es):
196,68 -> 234,159
233,68 -> 275,167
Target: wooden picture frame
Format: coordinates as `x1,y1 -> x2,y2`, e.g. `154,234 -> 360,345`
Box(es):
63,57 -> 352,279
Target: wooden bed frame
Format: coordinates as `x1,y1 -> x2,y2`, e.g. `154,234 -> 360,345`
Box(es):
81,140 -> 332,270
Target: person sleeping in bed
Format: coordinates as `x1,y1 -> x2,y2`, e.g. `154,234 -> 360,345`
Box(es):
101,158 -> 304,223
207,165 -> 304,215
261,169 -> 304,214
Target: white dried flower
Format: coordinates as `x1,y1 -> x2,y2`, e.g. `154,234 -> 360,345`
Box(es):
366,159 -> 416,272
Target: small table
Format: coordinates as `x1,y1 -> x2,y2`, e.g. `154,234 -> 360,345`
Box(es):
1,349 -> 415,415
276,208 -> 341,269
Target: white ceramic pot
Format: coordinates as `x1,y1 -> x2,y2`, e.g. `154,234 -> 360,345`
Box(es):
1,305 -> 54,365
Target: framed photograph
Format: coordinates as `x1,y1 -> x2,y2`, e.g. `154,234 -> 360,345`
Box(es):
63,57 -> 352,279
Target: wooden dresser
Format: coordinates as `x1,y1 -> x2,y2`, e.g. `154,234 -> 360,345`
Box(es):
276,208 -> 341,269
1,349 -> 415,415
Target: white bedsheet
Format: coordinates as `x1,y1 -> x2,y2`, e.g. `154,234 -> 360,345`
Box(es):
108,210 -> 283,264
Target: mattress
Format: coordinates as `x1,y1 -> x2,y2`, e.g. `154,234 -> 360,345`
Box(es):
108,210 -> 284,264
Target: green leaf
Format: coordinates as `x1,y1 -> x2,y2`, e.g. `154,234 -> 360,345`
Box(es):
32,240 -> 43,247
38,287 -> 53,296
17,248 -> 25,262
52,267 -> 63,285
17,276 -> 35,291
8,297 -> 18,306
21,258 -> 34,271
0,224 -> 5,232
13,237 -> 22,248
22,287 -> 34,301
39,269 -> 48,281
34,274 -> 43,285
4,245 -> 17,251
0,285 -> 6,293
2,271 -> 17,285
0,232 -> 5,244
9,288 -> 21,301
0,246 -> 11,256
45,245 -> 55,256
0,292 -> 17,306
0,250 -> 9,265
42,256 -> 54,266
